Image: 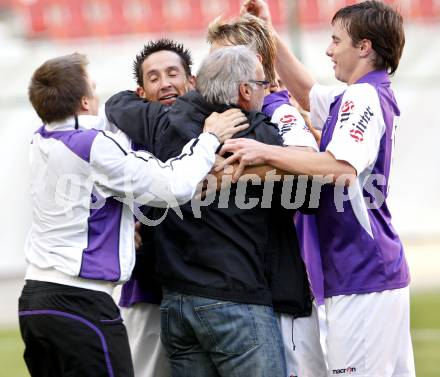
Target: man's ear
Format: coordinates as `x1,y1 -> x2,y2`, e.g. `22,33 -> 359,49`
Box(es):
188,75 -> 196,90
80,96 -> 90,112
238,82 -> 252,102
136,86 -> 146,98
359,38 -> 373,58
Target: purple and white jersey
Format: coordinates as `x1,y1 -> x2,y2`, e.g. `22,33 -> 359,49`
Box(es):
25,115 -> 220,292
310,70 -> 410,297
262,90 -> 319,151
263,91 -> 324,303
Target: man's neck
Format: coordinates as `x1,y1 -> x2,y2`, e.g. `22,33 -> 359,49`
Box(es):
77,110 -> 93,116
346,63 -> 377,85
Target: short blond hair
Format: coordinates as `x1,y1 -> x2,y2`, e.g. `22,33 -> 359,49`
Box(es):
207,14 -> 276,84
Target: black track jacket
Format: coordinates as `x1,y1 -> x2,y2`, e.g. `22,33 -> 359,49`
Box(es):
105,90 -> 312,316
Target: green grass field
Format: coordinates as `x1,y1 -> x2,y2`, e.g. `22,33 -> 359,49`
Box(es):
1,291 -> 439,377
410,291 -> 440,377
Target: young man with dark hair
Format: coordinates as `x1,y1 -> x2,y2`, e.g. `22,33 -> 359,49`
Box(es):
116,38 -> 197,377
132,38 -> 195,105
28,54 -> 98,121
18,52 -> 245,377
221,1 -> 415,376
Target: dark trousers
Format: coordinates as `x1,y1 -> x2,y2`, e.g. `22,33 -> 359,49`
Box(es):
18,280 -> 134,377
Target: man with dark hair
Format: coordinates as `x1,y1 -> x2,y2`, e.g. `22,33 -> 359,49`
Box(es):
116,37 -> 197,377
28,53 -> 99,121
221,1 -> 415,376
18,52 -> 245,377
132,38 -> 195,105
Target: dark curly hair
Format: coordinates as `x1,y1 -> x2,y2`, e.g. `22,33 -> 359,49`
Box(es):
133,39 -> 193,87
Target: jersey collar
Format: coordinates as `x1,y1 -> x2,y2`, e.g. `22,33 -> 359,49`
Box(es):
355,69 -> 390,85
45,115 -> 103,131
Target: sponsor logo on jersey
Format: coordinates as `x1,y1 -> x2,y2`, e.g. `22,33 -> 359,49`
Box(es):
332,367 -> 357,374
278,113 -> 297,136
349,106 -> 374,143
279,113 -> 311,134
280,114 -> 297,124
339,100 -> 355,127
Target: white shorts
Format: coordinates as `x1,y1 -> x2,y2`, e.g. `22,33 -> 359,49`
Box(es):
325,287 -> 415,377
278,303 -> 328,377
121,303 -> 171,377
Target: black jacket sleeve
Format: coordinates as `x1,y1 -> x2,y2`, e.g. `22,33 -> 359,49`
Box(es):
105,90 -> 168,148
245,111 -> 283,146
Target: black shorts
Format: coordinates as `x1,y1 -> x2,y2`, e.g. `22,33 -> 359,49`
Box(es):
18,280 -> 134,377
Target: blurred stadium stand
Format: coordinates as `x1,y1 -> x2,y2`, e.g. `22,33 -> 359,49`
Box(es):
2,0 -> 440,39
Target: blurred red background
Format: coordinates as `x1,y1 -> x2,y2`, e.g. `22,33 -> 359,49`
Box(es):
6,0 -> 440,39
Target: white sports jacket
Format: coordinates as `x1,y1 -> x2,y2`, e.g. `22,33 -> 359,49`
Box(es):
25,115 -> 219,293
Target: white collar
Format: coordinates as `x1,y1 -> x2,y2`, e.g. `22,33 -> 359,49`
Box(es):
45,115 -> 105,131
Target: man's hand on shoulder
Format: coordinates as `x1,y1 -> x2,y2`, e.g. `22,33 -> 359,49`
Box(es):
217,138 -> 273,182
203,109 -> 249,143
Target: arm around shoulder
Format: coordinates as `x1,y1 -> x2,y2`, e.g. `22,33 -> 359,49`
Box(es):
105,90 -> 165,146
90,131 -> 220,208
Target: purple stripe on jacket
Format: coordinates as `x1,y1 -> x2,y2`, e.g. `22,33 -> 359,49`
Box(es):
80,195 -> 123,282
36,127 -> 98,162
